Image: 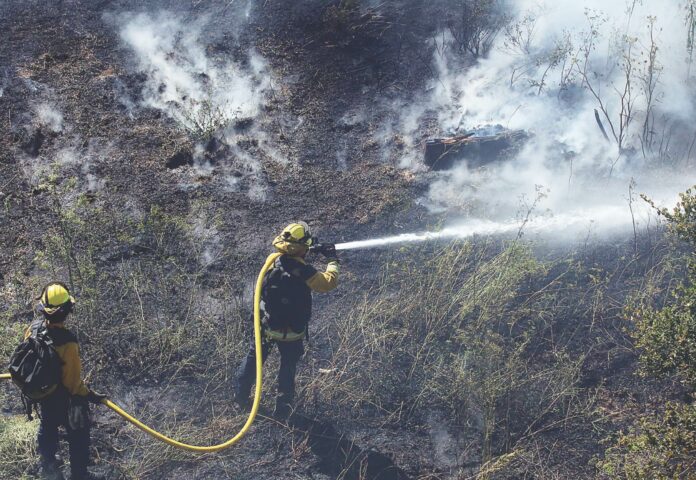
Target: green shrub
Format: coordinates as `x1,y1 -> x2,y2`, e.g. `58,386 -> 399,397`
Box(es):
599,402 -> 696,479
634,187 -> 696,386
643,187 -> 696,248
601,187 -> 696,479
632,280 -> 696,387
177,98 -> 234,141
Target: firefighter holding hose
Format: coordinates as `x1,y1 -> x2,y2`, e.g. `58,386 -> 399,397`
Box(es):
9,283 -> 106,480
234,222 -> 339,419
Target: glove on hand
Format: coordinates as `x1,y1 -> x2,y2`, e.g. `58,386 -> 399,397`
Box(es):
86,390 -> 107,405
68,396 -> 90,429
326,259 -> 340,274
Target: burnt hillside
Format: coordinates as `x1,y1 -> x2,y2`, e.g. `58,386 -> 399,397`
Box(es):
1,1 -> 695,479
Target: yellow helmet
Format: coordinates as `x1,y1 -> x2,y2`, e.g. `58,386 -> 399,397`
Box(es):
279,221 -> 314,247
39,282 -> 76,317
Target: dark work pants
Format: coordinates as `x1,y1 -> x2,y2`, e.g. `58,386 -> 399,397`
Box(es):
38,390 -> 90,479
235,335 -> 305,411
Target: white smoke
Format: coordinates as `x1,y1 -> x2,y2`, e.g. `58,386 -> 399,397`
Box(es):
395,0 -> 696,230
118,11 -> 270,136
117,11 -> 286,202
224,143 -> 268,201
190,210 -> 223,267
34,103 -> 64,133
55,140 -> 109,194
19,138 -> 108,198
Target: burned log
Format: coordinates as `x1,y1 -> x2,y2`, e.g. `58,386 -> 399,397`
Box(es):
424,130 -> 527,170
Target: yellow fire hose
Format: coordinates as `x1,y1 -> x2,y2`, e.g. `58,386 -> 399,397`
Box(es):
0,252 -> 281,452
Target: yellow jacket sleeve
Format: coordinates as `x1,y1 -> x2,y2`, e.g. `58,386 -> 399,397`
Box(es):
59,342 -> 89,396
305,260 -> 339,293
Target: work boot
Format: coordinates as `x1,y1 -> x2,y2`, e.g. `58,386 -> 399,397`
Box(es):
233,378 -> 253,412
38,458 -> 64,480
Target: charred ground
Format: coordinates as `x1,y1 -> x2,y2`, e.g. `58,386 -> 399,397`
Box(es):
1,1 -> 693,479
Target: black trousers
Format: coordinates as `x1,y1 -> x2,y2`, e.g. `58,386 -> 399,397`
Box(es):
38,389 -> 90,479
235,335 -> 304,410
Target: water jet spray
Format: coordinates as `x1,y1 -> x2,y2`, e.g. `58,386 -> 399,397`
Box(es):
327,205 -> 637,251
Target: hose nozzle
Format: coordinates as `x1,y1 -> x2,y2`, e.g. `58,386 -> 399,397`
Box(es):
309,242 -> 337,257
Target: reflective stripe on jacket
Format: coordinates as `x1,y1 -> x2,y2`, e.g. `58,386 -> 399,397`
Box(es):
264,328 -> 305,342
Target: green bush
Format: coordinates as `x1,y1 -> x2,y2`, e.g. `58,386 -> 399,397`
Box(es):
633,187 -> 696,386
643,187 -> 696,248
632,280 -> 696,387
176,98 -> 234,141
599,402 -> 696,479
600,187 -> 696,479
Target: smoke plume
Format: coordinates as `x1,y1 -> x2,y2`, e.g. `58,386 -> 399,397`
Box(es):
117,10 -> 281,200
34,103 -> 64,133
118,11 -> 270,131
396,0 -> 696,236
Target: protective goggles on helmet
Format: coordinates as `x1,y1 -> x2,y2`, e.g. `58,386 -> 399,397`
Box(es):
281,221 -> 314,247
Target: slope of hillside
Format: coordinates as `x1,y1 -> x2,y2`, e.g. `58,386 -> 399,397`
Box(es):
1,1 -> 694,479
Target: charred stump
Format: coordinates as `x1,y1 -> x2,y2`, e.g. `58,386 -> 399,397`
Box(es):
424,130 -> 527,171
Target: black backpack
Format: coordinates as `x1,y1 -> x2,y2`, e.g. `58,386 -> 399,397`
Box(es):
8,320 -> 62,418
262,258 -> 313,335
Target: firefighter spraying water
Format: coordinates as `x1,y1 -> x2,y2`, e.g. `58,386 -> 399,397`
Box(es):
0,204 -> 650,457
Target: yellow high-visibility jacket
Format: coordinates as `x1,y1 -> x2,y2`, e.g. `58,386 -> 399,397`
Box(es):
24,321 -> 89,397
303,256 -> 339,293
263,239 -> 340,340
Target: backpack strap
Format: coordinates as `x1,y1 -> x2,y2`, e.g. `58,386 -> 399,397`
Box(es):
47,327 -> 76,347
21,394 -> 35,421
30,318 -> 45,338
278,255 -> 318,281
31,318 -> 54,340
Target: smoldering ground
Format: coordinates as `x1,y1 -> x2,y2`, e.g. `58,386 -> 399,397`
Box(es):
111,7 -> 284,201
108,0 -> 696,249
375,0 -> 696,246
